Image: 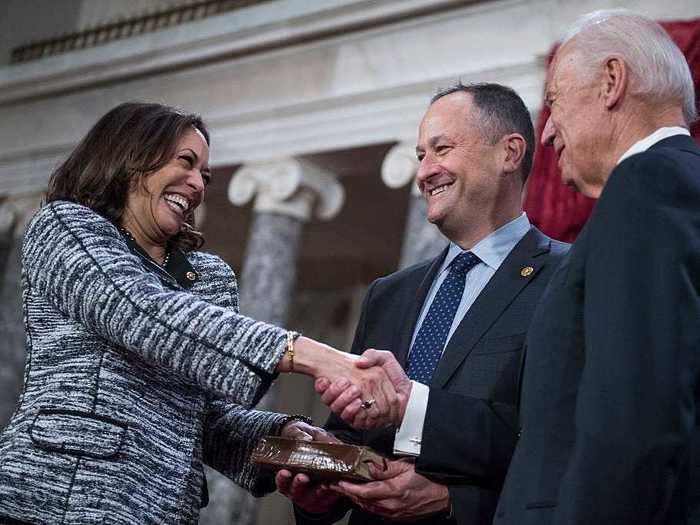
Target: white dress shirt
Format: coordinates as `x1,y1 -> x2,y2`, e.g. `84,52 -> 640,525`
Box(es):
617,127 -> 689,164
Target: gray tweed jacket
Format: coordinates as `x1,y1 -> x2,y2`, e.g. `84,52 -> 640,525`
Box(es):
0,200 -> 290,524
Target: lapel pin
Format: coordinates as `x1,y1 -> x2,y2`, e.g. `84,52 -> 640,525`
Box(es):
186,271 -> 197,281
520,266 -> 534,278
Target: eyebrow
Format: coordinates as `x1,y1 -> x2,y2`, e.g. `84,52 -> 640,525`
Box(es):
181,148 -> 199,160
416,134 -> 450,155
428,134 -> 447,148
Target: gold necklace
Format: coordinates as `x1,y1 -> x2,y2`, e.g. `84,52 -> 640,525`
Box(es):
119,227 -> 170,268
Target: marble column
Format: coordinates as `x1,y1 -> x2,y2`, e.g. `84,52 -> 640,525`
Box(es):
231,158 -> 343,324
381,142 -> 446,269
0,194 -> 41,429
198,158 -> 344,525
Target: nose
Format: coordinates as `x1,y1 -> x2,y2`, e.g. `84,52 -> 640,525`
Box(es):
541,114 -> 556,147
416,153 -> 439,187
186,170 -> 206,193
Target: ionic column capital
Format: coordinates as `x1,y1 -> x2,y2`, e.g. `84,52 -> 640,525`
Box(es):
381,142 -> 420,196
228,158 -> 344,222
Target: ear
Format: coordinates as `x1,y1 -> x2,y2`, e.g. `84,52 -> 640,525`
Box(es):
601,55 -> 627,110
501,133 -> 526,176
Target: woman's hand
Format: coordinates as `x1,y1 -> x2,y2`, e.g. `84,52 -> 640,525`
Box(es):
278,337 -> 403,430
276,421 -> 343,515
279,420 -> 339,443
317,349 -> 412,430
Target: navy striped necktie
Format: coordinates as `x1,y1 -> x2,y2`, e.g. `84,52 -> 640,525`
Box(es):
407,251 -> 481,384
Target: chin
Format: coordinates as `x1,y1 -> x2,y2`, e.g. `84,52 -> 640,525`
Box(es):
157,222 -> 182,240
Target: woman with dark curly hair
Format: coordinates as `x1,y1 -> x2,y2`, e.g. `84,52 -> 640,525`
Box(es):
0,102 -> 396,524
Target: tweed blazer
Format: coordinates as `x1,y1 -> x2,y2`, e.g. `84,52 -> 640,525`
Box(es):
0,200 -> 290,524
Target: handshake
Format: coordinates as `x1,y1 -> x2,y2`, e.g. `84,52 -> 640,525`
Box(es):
311,348 -> 413,431
274,347 -> 451,521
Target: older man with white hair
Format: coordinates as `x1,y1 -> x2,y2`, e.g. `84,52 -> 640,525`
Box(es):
493,9 -> 700,525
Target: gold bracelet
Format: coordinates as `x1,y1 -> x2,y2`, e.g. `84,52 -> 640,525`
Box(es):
286,331 -> 295,373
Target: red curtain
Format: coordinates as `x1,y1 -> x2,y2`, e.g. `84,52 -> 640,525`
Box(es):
523,18 -> 700,242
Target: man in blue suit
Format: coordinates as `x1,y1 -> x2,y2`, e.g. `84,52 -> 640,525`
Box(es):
492,10 -> 700,525
278,83 -> 569,525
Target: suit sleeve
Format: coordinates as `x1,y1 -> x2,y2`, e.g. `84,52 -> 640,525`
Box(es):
552,153 -> 700,524
22,201 -> 287,407
416,389 -> 519,486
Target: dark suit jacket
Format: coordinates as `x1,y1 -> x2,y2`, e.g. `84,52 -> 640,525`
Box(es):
494,135 -> 700,525
296,226 -> 568,525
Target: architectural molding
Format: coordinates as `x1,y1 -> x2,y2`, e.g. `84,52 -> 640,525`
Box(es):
0,0 -> 468,105
228,158 -> 344,221
1,0 -> 697,197
11,0 -> 274,64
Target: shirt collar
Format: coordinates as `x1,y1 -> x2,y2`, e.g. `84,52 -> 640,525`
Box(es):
617,127 -> 690,165
441,212 -> 531,273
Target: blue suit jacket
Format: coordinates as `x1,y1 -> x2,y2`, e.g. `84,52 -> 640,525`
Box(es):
297,226 -> 568,525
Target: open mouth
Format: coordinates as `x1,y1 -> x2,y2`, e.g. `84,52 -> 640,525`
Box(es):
163,193 -> 189,214
428,183 -> 451,197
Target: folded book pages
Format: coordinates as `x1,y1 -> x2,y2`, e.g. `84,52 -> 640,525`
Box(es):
252,436 -> 387,482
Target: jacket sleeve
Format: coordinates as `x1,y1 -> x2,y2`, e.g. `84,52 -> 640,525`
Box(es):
552,152 -> 700,524
22,200 -> 287,407
203,397 -> 289,496
415,389 -> 519,487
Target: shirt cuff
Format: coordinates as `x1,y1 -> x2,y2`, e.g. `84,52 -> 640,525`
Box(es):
393,381 -> 429,456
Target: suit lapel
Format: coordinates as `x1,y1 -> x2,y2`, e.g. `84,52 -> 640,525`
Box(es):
431,228 -> 551,388
394,248 -> 448,368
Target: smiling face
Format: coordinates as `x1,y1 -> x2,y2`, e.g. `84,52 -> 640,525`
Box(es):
415,92 -> 511,246
542,42 -> 612,198
122,127 -> 211,250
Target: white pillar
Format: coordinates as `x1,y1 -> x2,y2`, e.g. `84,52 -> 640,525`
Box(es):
199,158 -> 344,525
381,142 -> 446,269
0,193 -> 41,428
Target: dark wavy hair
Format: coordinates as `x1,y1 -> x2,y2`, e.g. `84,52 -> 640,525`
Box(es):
46,102 -> 210,252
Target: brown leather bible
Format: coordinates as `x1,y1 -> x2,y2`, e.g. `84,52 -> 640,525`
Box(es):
251,436 -> 387,482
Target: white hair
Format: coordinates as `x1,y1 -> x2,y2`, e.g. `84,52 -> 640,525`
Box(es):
562,9 -> 697,125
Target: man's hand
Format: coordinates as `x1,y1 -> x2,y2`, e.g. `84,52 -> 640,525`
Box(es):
331,459 -> 450,520
296,340 -> 401,427
316,349 -> 412,429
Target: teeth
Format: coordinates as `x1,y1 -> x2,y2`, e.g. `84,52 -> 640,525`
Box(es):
164,194 -> 188,212
430,185 -> 449,196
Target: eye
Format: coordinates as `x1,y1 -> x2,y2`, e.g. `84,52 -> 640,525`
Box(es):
179,154 -> 194,167
416,152 -> 425,162
201,172 -> 212,186
436,145 -> 451,155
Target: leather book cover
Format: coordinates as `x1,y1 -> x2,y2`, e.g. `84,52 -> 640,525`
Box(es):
252,436 -> 387,482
